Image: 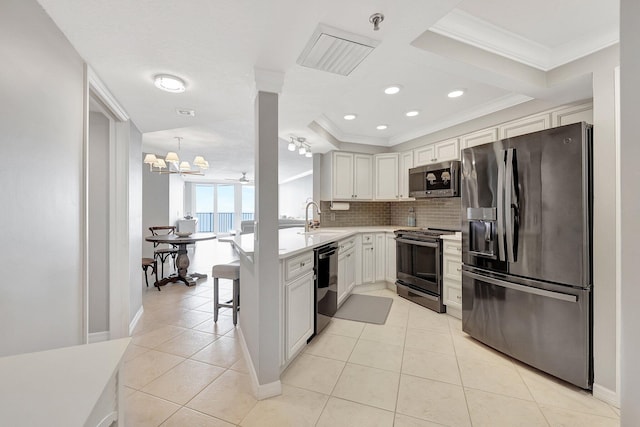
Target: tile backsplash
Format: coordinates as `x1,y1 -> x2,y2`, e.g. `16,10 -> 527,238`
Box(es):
319,198 -> 462,230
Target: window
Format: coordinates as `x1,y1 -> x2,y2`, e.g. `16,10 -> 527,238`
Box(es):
195,184 -> 241,234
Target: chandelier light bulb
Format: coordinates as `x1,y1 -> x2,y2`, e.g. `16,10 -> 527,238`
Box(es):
299,145 -> 307,155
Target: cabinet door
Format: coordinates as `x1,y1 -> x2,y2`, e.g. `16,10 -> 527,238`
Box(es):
434,138 -> 460,162
333,152 -> 354,200
551,103 -> 593,126
443,254 -> 463,282
414,145 -> 435,166
345,249 -> 356,294
374,153 -> 399,200
353,154 -> 373,199
375,233 -> 386,282
385,233 -> 397,283
338,253 -> 347,305
361,244 -> 375,283
398,151 -> 414,199
499,114 -> 551,139
461,128 -> 498,149
285,271 -> 314,360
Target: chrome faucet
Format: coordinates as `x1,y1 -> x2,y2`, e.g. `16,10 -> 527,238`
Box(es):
305,201 -> 322,232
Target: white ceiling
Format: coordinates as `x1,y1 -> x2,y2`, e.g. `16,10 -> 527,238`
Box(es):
37,0 -> 618,181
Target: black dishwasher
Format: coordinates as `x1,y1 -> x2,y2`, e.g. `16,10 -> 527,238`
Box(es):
309,243 -> 338,342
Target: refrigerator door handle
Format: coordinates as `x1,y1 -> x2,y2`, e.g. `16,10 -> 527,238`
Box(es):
462,270 -> 578,302
496,151 -> 506,261
505,148 -> 517,262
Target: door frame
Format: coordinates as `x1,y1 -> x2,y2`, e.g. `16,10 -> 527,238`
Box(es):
82,65 -> 130,342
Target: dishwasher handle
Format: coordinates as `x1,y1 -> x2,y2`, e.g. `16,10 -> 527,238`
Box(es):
318,250 -> 337,259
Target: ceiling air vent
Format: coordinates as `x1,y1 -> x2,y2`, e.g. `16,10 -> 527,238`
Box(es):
297,24 -> 380,76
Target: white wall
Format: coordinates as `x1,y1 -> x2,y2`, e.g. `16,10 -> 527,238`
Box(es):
142,162 -> 170,258
88,111 -> 110,333
0,0 -> 85,356
620,0 -> 640,423
279,174 -> 312,219
169,174 -> 185,225
129,124 -> 143,323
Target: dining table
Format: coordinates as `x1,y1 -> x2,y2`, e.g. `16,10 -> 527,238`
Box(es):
145,232 -> 217,287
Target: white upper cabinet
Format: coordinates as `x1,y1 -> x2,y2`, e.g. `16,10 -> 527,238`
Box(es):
398,151 -> 414,200
551,102 -> 593,126
414,138 -> 460,167
414,145 -> 435,167
374,153 -> 399,200
332,152 -> 354,200
434,138 -> 460,162
323,151 -> 372,201
499,113 -> 551,139
353,154 -> 373,200
461,128 -> 498,150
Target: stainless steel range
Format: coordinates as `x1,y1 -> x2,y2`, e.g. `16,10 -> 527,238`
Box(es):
395,228 -> 456,312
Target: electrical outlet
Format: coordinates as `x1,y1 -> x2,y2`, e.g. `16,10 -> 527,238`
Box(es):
330,213 -> 335,221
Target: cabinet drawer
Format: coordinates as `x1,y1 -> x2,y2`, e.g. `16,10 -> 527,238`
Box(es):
285,251 -> 314,282
338,237 -> 356,253
361,233 -> 373,245
445,282 -> 462,308
443,240 -> 462,256
443,256 -> 462,281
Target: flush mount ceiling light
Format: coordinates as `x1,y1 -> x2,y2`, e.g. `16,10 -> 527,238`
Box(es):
448,89 -> 465,98
376,124 -> 388,130
406,110 -> 420,117
343,114 -> 357,121
154,74 -> 186,93
143,137 -> 208,175
384,85 -> 402,95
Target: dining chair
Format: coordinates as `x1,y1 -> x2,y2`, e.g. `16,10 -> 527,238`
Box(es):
141,257 -> 160,291
149,226 -> 179,278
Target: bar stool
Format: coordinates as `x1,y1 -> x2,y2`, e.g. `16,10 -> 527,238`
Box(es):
212,260 -> 240,325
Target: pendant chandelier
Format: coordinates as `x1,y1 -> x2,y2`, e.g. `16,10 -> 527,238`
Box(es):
143,137 -> 209,175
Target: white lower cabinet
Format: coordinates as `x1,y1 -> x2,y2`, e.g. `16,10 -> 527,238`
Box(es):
284,270 -> 314,361
361,235 -> 375,284
338,237 -> 357,305
442,239 -> 462,319
375,233 -> 386,282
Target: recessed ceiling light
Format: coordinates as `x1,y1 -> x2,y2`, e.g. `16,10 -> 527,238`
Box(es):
405,110 -> 420,117
154,74 -> 186,93
176,108 -> 195,117
384,85 -> 402,95
343,114 -> 357,120
448,89 -> 465,98
376,124 -> 388,130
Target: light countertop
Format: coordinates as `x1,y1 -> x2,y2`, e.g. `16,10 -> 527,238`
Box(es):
441,232 -> 462,241
231,226 -> 423,259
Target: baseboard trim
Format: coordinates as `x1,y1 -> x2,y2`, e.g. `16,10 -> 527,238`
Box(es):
593,383 -> 620,408
236,326 -> 282,400
88,331 -> 110,343
354,282 -> 388,293
129,305 -> 144,336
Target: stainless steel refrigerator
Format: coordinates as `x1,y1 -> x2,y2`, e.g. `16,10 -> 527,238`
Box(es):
461,122 -> 593,389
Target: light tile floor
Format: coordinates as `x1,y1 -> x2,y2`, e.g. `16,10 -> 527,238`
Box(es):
125,239 -> 620,426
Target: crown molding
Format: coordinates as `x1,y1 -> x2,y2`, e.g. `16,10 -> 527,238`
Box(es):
87,66 -> 129,122
431,9 -> 618,72
314,115 -> 389,146
388,93 -> 532,146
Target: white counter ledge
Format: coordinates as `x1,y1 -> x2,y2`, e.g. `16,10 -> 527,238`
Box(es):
0,337 -> 131,426
441,232 -> 462,241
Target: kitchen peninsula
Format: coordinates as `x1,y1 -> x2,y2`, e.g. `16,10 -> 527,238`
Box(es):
229,225 -> 455,399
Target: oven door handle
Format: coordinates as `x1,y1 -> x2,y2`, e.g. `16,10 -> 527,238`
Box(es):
395,238 -> 438,248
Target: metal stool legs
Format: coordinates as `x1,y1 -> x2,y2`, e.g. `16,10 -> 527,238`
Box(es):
213,277 -> 240,325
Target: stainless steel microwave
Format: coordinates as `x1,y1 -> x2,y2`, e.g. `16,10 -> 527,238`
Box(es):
408,160 -> 461,198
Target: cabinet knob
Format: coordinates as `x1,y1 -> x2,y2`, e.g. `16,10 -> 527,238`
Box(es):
347,254 -> 351,258
456,267 -> 462,272
456,295 -> 461,300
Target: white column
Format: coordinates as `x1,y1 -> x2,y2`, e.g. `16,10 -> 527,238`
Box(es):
239,68 -> 284,397
620,0 -> 640,424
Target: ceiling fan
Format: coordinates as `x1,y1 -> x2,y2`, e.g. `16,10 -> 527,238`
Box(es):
226,172 -> 253,185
